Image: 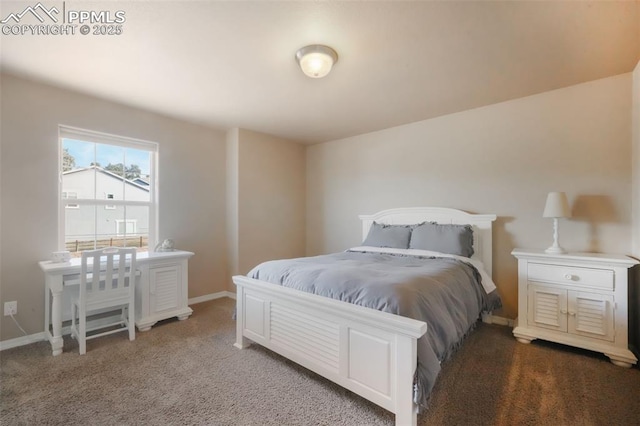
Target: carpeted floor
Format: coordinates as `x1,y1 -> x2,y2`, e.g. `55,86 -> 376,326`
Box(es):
2,297 -> 639,425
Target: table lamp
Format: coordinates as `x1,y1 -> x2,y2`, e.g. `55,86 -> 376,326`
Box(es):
543,192 -> 571,254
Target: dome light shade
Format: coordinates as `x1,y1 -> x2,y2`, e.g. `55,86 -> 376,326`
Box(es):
295,45 -> 338,78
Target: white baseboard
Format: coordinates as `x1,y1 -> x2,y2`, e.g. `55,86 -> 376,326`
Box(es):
483,314 -> 515,327
0,332 -> 46,351
188,290 -> 236,305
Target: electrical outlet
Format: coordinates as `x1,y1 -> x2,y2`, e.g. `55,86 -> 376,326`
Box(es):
4,301 -> 17,316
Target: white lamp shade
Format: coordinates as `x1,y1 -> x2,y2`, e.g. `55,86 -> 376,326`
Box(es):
543,192 -> 571,218
296,45 -> 338,79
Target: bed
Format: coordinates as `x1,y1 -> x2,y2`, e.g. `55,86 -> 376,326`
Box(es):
232,207 -> 498,426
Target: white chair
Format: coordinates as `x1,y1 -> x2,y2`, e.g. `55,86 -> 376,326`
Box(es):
70,247 -> 137,355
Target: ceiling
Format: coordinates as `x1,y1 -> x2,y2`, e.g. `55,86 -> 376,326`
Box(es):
1,1 -> 638,144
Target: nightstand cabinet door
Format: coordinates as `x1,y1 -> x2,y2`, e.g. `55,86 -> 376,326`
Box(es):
527,285 -> 614,341
527,284 -> 567,332
568,291 -> 614,342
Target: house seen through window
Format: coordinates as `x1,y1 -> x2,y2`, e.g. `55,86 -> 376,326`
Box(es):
59,126 -> 157,256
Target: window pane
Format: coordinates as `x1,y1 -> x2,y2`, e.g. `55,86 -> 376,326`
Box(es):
65,205 -> 96,255
63,139 -> 95,170
125,205 -> 149,251
96,143 -> 125,201
125,178 -> 151,202
96,205 -> 125,250
124,147 -> 151,202
94,206 -> 149,251
62,139 -> 96,200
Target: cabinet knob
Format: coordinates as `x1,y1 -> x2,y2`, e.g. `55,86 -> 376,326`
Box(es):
564,274 -> 574,280
560,309 -> 568,314
569,311 -> 576,316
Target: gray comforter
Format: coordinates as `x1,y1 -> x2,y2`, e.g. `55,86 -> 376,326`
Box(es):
247,249 -> 501,408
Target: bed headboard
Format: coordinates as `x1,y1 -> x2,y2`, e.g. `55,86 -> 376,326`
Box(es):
358,207 -> 497,276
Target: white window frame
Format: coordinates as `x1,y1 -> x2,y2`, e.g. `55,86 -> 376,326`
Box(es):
58,125 -> 158,251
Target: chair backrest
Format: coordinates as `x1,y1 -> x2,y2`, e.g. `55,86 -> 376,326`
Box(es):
80,247 -> 137,300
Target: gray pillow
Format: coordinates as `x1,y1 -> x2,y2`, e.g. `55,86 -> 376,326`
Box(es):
362,222 -> 412,249
409,222 -> 474,257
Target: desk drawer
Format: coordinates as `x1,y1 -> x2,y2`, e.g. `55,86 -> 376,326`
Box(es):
528,263 -> 614,290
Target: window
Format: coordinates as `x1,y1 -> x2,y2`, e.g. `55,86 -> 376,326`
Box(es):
62,191 -> 79,209
115,219 -> 137,236
59,126 -> 157,256
105,193 -> 116,210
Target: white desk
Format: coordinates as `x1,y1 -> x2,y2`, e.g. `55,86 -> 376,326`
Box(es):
39,250 -> 194,356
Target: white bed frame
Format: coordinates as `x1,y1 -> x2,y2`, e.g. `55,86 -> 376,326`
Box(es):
233,207 -> 497,426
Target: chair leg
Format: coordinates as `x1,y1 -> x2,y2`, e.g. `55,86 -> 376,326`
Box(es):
79,306 -> 87,355
128,305 -> 135,341
71,302 -> 77,340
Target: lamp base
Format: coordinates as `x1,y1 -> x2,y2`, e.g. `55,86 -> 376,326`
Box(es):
546,218 -> 567,255
545,246 -> 567,254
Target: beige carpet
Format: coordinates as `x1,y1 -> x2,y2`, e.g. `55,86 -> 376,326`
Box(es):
2,298 -> 639,425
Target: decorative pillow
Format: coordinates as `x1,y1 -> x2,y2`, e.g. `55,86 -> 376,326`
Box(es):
362,222 -> 412,249
409,222 -> 475,257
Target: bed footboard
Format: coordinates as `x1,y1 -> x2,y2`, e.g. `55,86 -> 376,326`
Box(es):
233,276 -> 427,426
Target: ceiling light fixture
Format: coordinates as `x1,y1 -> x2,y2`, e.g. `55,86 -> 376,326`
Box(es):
295,45 -> 338,79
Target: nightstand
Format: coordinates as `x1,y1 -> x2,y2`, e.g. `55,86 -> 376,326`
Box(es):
512,249 -> 639,368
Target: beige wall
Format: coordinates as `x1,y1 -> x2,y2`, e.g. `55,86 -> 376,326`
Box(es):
228,129 -> 306,285
0,73 -> 228,341
226,128 -> 240,278
633,61 -> 640,257
307,74 -> 633,319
